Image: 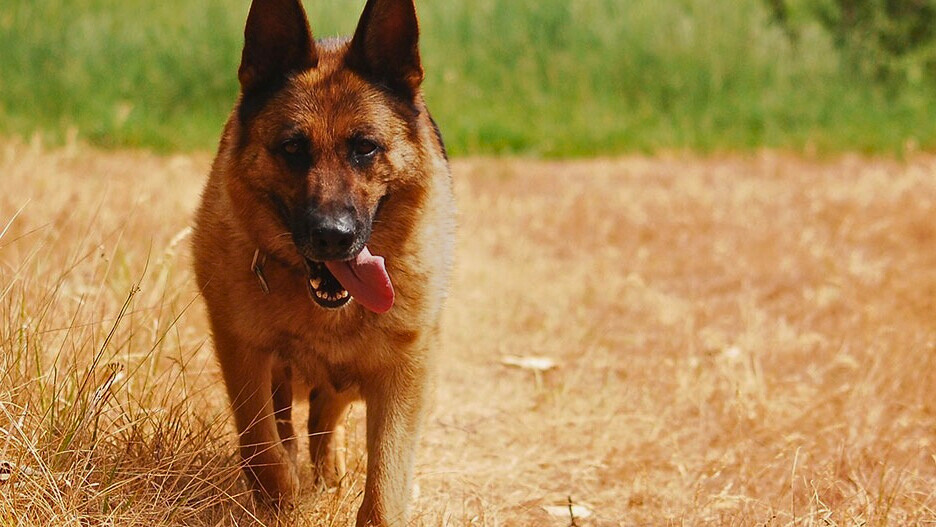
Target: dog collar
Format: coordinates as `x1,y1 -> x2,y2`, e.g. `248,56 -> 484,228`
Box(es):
251,248 -> 270,294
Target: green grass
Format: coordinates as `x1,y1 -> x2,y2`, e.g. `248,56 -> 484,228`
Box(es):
2,0 -> 936,156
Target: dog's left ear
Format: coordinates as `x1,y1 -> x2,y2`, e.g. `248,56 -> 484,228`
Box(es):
347,0 -> 423,99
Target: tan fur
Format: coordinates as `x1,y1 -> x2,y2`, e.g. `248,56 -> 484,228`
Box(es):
192,1 -> 453,524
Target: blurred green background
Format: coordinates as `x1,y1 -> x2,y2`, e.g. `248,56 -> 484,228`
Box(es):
2,0 -> 936,157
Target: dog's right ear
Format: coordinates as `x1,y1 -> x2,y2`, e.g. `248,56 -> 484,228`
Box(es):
238,0 -> 317,96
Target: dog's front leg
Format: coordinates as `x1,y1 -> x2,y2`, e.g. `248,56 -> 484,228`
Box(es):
356,361 -> 428,527
214,331 -> 298,504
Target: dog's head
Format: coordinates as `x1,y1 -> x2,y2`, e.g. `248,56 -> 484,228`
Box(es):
223,0 -> 445,313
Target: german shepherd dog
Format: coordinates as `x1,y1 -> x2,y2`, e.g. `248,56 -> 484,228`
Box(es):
192,0 -> 454,523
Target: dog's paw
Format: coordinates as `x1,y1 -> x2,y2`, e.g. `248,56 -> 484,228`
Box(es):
245,454 -> 300,506
312,454 -> 347,491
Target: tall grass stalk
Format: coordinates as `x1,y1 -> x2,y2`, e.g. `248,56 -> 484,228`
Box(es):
0,181 -> 248,525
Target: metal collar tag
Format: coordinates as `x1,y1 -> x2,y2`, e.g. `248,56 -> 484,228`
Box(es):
251,248 -> 270,294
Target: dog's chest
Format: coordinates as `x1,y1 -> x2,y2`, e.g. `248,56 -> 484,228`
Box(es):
246,280 -> 403,373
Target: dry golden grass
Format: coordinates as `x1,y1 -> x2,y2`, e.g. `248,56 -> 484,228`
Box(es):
1,140 -> 934,526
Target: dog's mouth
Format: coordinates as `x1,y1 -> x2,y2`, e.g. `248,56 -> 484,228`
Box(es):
303,246 -> 394,313
305,259 -> 352,309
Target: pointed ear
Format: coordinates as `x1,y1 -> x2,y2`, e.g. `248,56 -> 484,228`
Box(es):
346,0 -> 423,98
238,0 -> 318,96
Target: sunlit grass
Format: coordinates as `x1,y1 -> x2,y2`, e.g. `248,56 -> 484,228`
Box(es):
1,141 -> 934,524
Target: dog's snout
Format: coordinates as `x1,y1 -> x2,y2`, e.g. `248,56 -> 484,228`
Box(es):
307,210 -> 356,259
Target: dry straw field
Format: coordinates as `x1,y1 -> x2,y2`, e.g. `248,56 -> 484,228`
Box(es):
1,140 -> 934,525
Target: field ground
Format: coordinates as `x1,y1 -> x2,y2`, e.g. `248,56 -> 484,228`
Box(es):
1,141 -> 935,525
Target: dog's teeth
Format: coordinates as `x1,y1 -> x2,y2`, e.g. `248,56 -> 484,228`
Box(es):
309,278 -> 321,289
340,290 -> 349,299
316,290 -> 327,299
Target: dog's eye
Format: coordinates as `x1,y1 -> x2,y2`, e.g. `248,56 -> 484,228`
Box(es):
351,138 -> 379,158
277,137 -> 312,170
281,138 -> 304,156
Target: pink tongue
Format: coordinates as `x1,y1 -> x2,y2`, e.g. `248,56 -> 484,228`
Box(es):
325,246 -> 394,313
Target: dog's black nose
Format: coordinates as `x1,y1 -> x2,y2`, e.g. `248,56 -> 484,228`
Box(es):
307,211 -> 356,259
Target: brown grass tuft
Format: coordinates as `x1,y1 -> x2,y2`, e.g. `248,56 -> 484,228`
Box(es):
1,141 -> 934,525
